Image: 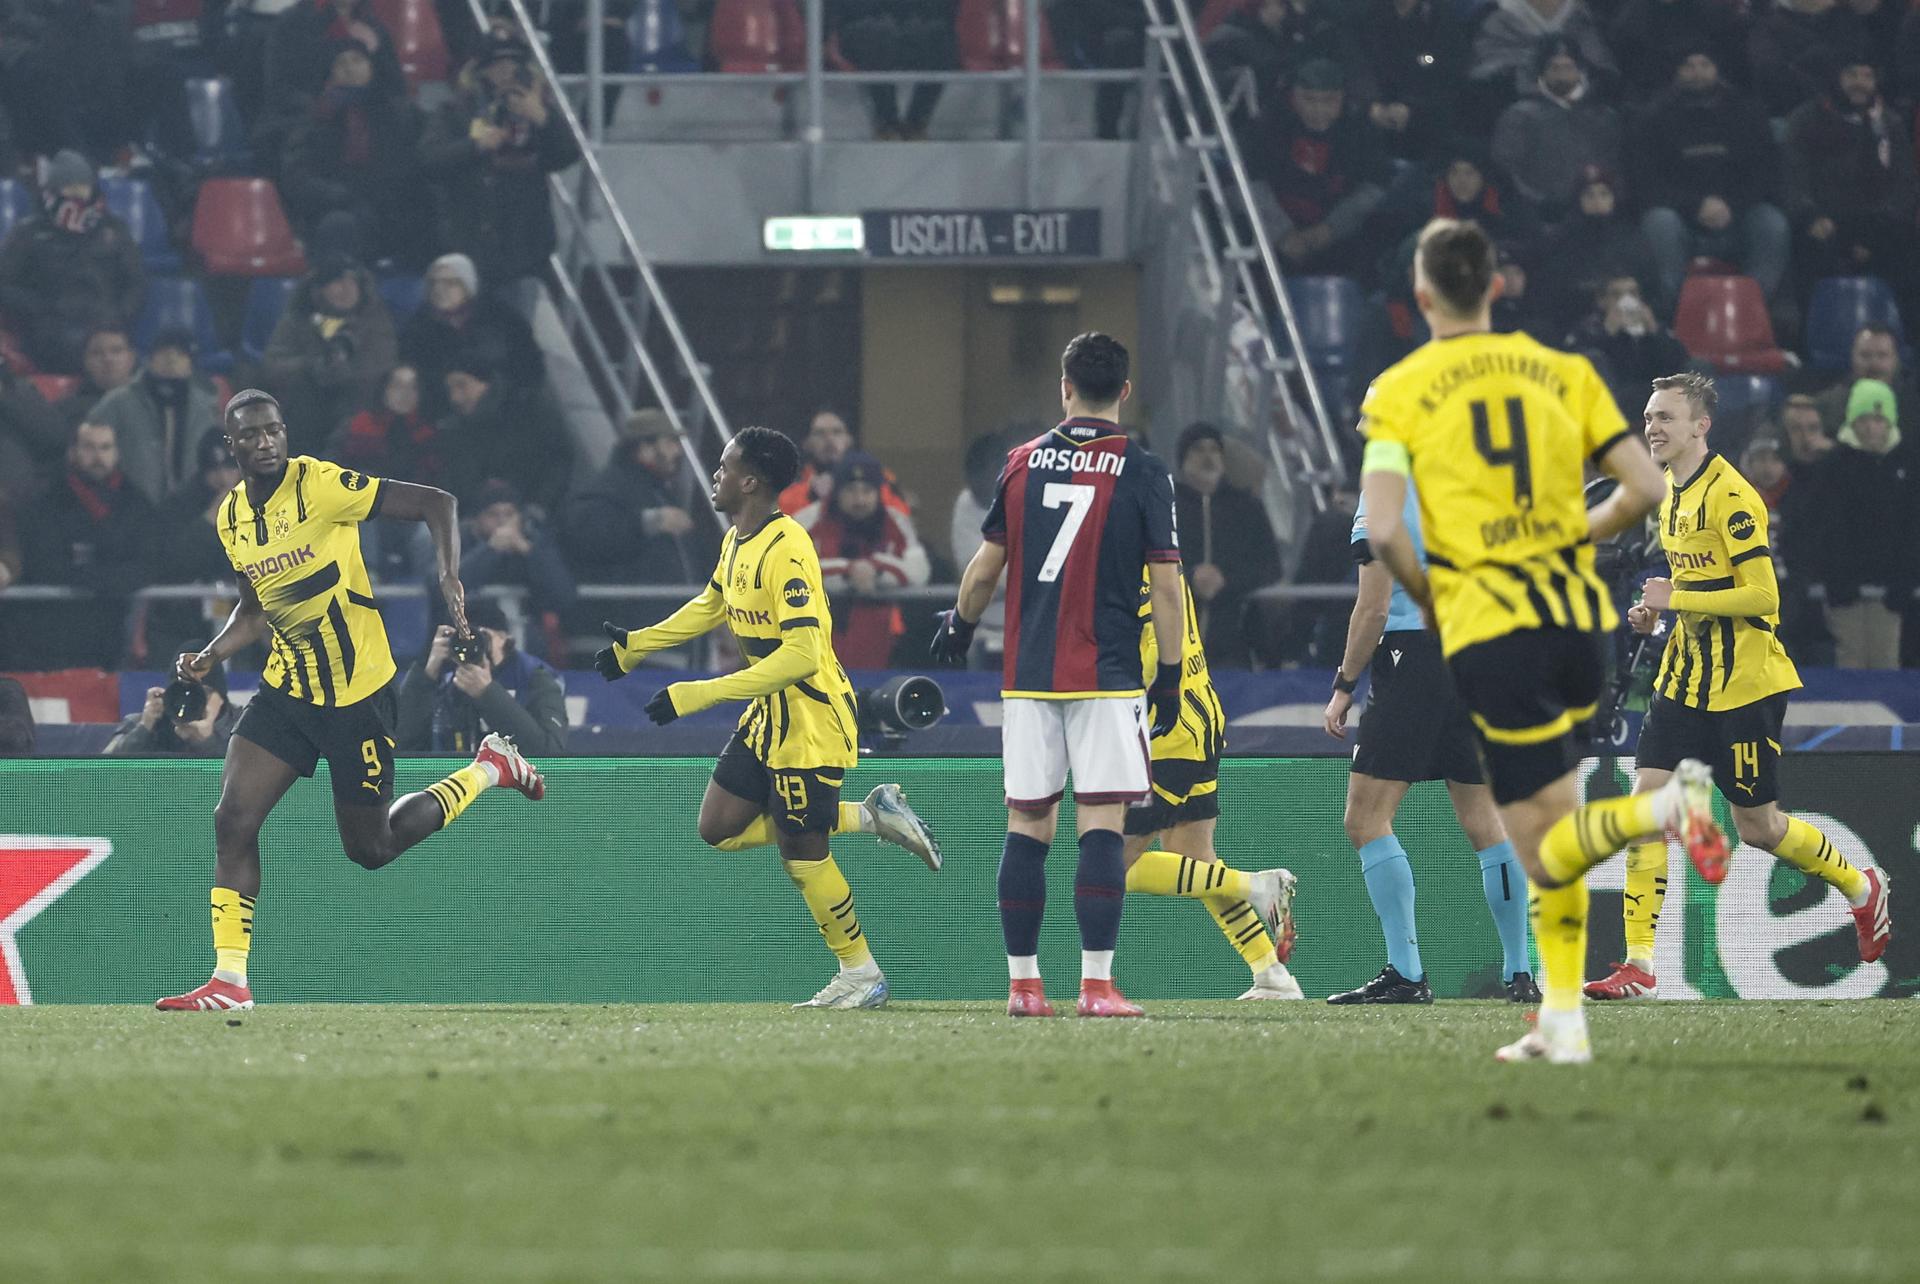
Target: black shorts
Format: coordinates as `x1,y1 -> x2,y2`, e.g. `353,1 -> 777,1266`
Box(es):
712,728 -> 844,835
1446,627 -> 1606,806
1350,630 -> 1484,785
1124,755 -> 1220,836
233,681 -> 397,805
1636,691 -> 1788,808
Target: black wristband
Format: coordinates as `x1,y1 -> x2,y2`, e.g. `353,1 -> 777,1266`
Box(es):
1332,670 -> 1358,695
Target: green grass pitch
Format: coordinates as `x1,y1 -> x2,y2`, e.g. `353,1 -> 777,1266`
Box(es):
4,1001 -> 1917,1282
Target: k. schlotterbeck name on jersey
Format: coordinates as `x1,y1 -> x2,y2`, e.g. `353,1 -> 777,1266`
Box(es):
866,209 -> 1101,259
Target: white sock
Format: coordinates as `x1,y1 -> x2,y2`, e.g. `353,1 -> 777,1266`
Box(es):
1625,952 -> 1655,971
212,967 -> 246,986
842,958 -> 882,980
1081,949 -> 1113,982
475,758 -> 502,787
1008,955 -> 1041,981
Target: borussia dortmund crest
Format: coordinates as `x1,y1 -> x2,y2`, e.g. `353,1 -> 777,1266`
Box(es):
273,512 -> 293,540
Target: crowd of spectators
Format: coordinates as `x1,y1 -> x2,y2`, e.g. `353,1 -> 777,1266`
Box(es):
0,0 -> 1915,674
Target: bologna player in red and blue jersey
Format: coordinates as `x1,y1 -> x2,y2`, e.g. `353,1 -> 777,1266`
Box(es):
934,333 -> 1194,1018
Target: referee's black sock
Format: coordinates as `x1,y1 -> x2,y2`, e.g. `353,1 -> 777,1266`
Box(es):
1074,829 -> 1126,969
998,832 -> 1050,973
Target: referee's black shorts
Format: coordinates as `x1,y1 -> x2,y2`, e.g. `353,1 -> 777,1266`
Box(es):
1351,629 -> 1484,786
1446,626 -> 1606,805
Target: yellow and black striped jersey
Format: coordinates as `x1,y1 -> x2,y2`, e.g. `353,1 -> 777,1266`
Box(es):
1139,573 -> 1225,763
218,456 -> 394,707
1360,332 -> 1626,657
617,513 -> 859,771
1652,453 -> 1799,711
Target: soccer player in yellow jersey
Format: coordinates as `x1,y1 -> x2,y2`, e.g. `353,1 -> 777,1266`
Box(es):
1585,374 -> 1892,1000
156,391 -> 545,1012
1122,572 -> 1303,999
596,427 -> 940,1010
1358,220 -> 1726,1063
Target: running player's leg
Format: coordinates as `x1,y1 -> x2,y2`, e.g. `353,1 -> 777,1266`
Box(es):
1446,779 -> 1533,996
1327,771 -> 1428,1003
1153,816 -> 1302,999
698,775 -> 769,849
780,770 -> 888,1010
708,780 -> 939,870
157,729 -> 301,1010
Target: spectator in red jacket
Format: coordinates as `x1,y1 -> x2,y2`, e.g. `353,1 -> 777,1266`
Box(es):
1246,58 -> 1389,275
799,451 -> 929,668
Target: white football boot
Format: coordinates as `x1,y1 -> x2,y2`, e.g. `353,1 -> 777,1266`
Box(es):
862,784 -> 941,871
1495,1007 -> 1593,1065
795,968 -> 891,1010
1237,963 -> 1306,1000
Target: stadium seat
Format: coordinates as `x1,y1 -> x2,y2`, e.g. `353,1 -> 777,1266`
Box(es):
134,277 -> 234,372
957,0 -> 1063,71
1805,276 -> 1906,374
0,178 -> 33,244
1285,276 -> 1366,371
1713,373 -> 1783,421
628,0 -> 698,72
240,276 -> 299,363
28,373 -> 78,404
376,273 -> 427,324
99,176 -> 182,273
1671,275 -> 1788,374
709,0 -> 783,72
369,0 -> 450,90
191,179 -> 306,277
184,77 -> 250,171
1196,0 -> 1253,39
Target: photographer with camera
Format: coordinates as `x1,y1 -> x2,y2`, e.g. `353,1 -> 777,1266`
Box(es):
397,600 -> 567,755
105,664 -> 237,757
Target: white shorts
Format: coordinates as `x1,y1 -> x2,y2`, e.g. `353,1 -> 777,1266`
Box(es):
1002,696 -> 1152,810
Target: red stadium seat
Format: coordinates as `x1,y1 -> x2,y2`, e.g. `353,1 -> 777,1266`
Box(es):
957,0 -> 1062,71
1196,0 -> 1254,38
370,0 -> 451,89
28,374 -> 78,404
774,0 -> 805,72
710,0 -> 783,72
190,179 -> 307,277
1671,275 -> 1787,375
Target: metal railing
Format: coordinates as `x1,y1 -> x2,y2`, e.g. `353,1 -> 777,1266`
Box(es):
1140,0 -> 1347,510
467,0 -> 732,531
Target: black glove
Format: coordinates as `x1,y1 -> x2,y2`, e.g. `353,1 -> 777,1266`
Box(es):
594,621 -> 630,682
929,608 -> 977,666
645,687 -> 681,726
1148,661 -> 1182,738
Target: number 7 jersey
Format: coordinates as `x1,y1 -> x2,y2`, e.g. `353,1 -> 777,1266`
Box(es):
982,417 -> 1180,697
1360,331 -> 1628,657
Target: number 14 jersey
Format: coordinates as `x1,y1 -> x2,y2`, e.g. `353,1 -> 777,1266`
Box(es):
982,418 -> 1179,697
1360,331 -> 1628,657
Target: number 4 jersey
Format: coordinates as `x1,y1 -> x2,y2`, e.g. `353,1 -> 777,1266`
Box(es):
1360,332 -> 1628,657
982,417 -> 1180,697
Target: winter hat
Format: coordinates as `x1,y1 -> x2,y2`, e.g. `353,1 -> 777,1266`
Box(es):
474,478 -> 522,511
1842,378 -> 1901,451
832,450 -> 885,491
447,351 -> 497,383
1532,35 -> 1585,80
1577,162 -> 1622,203
427,253 -> 479,297
311,251 -> 359,287
151,325 -> 198,358
43,149 -> 95,195
1293,58 -> 1345,93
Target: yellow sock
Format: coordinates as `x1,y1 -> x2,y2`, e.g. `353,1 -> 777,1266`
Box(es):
1207,898 -> 1279,975
712,805 -> 864,853
1126,850 -> 1252,900
1622,839 -> 1669,968
1538,792 -> 1663,886
211,887 -> 253,982
1770,816 -> 1869,902
425,763 -> 492,828
784,854 -> 874,969
1530,878 -> 1590,1012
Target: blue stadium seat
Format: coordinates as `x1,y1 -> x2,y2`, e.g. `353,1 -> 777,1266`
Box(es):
375,273 -> 427,325
240,276 -> 299,363
1805,276 -> 1906,374
1713,373 -> 1783,422
0,178 -> 34,244
98,176 -> 181,272
185,77 -> 250,171
629,0 -> 698,71
135,277 -> 234,373
1285,276 -> 1367,371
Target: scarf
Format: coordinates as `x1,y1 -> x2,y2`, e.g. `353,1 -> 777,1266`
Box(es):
45,193 -> 105,236
67,469 -> 123,522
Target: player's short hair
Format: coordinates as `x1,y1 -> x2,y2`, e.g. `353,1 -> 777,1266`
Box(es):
225,388 -> 282,424
1061,332 -> 1129,405
1650,372 -> 1717,421
734,425 -> 802,492
1415,219 -> 1495,317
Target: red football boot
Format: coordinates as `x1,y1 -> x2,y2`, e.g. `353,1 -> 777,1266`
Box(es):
1852,868 -> 1892,963
1665,759 -> 1729,885
1007,978 -> 1055,1017
1583,960 -> 1658,1001
155,976 -> 253,1011
1076,979 -> 1145,1018
477,732 -> 545,801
